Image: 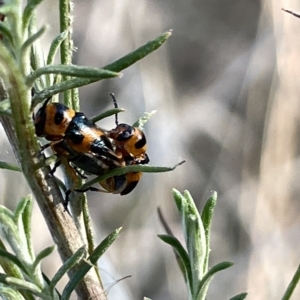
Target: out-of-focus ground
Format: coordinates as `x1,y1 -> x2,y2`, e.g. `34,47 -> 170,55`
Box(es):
1,0 -> 300,299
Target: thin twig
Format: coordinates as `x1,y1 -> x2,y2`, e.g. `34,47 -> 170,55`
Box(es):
282,8 -> 300,19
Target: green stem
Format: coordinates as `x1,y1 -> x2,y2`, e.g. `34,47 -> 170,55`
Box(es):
57,1 -> 104,298
90,108 -> 125,123
80,161 -> 185,190
82,197 -> 102,283
281,263 -> 300,300
0,161 -> 21,172
0,27 -> 105,300
59,0 -> 74,107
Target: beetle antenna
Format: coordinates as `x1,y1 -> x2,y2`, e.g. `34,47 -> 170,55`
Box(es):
42,97 -> 52,110
109,92 -> 119,126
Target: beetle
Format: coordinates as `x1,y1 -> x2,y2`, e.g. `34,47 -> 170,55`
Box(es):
33,98 -> 121,166
105,93 -> 148,163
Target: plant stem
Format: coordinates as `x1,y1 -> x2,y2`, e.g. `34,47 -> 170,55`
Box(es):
281,263 -> 300,300
58,1 -> 104,298
59,0 -> 79,109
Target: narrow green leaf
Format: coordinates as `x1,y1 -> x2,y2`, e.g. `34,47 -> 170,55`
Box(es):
45,30 -> 68,91
90,108 -> 125,123
195,261 -> 233,299
281,263 -> 300,300
0,275 -> 43,295
22,0 -> 44,32
0,23 -> 13,45
0,248 -> 28,275
42,272 -> 61,300
21,197 -> 34,260
61,228 -> 121,299
0,240 -> 25,280
29,18 -> 48,89
185,213 -> 206,294
13,197 -> 34,260
81,199 -> 97,258
90,228 -> 121,261
182,190 -> 207,288
132,110 -> 157,129
47,31 -> 68,65
104,30 -> 172,72
200,191 -> 217,273
49,246 -> 85,294
197,277 -> 212,300
172,189 -> 185,214
0,161 -> 21,172
0,205 -> 15,220
20,290 -> 37,300
158,234 -> 192,288
0,4 -> 16,16
21,26 -> 47,57
31,74 -> 121,107
0,210 -> 30,263
157,208 -> 189,286
0,285 -> 26,300
201,191 -> 217,237
229,292 -> 248,300
14,197 -> 30,224
157,207 -> 174,237
26,64 -> 121,87
32,245 -> 56,270
80,161 -> 185,191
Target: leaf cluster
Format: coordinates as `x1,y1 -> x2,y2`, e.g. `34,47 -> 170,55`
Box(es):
0,196 -> 121,300
158,190 -> 247,300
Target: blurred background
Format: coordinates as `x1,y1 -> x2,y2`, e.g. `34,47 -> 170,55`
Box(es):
2,0 -> 300,299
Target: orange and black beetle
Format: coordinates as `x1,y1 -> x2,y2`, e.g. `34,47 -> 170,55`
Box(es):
106,93 -> 148,163
33,98 -> 121,165
107,123 -> 147,162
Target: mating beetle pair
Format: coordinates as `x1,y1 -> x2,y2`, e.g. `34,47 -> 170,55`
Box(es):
33,94 -> 149,206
